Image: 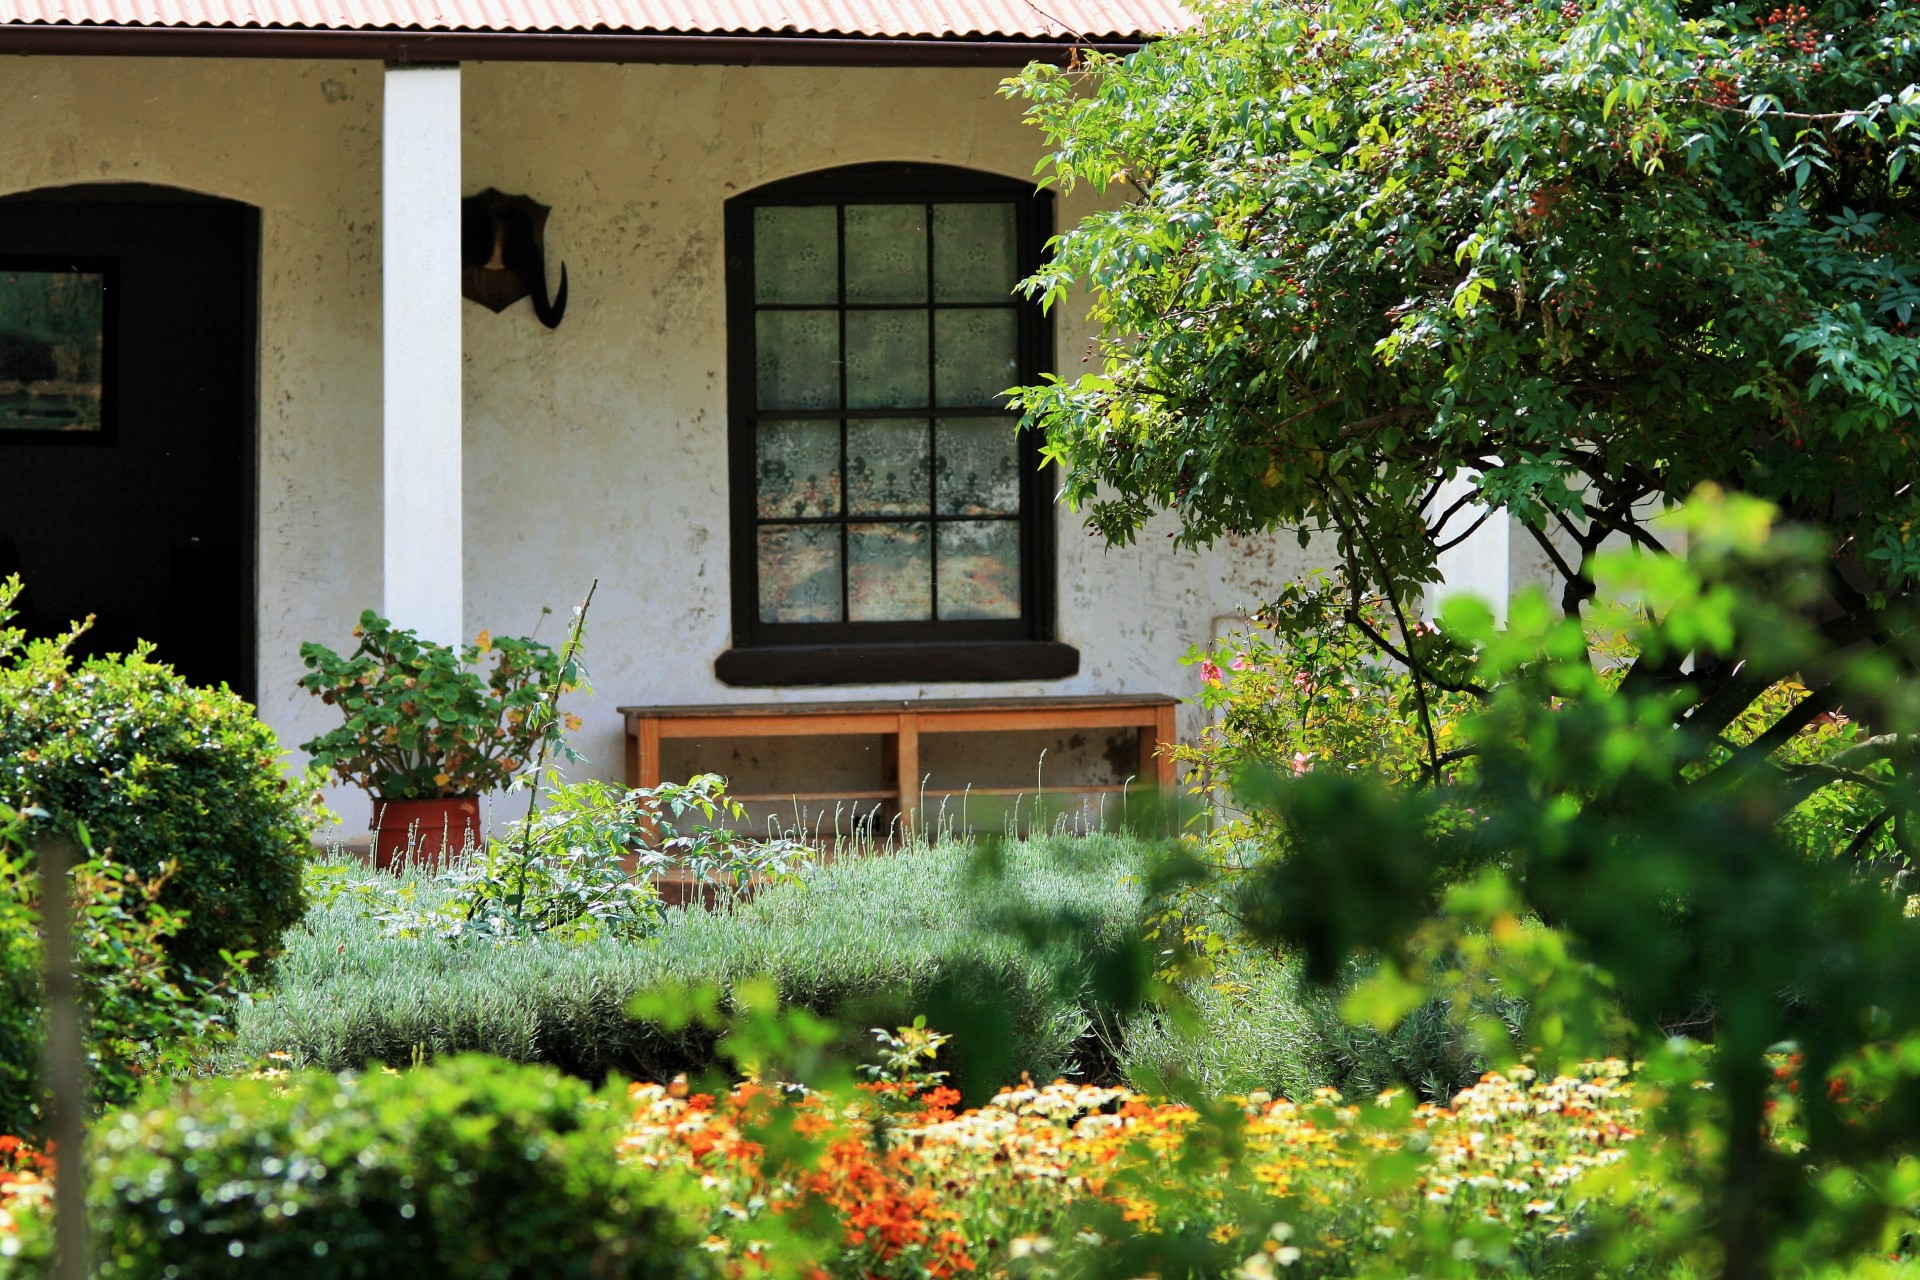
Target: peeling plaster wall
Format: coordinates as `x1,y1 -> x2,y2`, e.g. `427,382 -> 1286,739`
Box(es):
1,57 -> 1325,836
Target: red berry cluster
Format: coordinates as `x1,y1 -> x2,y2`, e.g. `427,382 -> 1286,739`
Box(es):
1559,0 -> 1581,19
1760,4 -> 1821,54
1415,61 -> 1520,148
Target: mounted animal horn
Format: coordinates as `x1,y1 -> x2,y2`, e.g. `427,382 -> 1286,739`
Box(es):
460,189 -> 569,329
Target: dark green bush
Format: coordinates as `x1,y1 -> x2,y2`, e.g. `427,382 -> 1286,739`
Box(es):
0,822 -> 232,1140
232,837 -> 1145,1097
1,1055 -> 708,1279
0,598 -> 314,975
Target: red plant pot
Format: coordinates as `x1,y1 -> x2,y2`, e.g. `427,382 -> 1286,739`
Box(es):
371,796 -> 481,873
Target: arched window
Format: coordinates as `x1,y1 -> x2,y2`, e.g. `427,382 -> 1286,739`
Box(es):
717,163 -> 1073,686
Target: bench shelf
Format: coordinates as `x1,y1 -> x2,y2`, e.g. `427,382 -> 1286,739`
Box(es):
619,694 -> 1177,831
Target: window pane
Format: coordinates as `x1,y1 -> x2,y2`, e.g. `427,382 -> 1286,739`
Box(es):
849,522 -> 931,621
754,206 -> 838,305
757,420 -> 841,518
937,521 -> 1021,620
933,309 -> 1018,407
755,310 -> 840,410
758,525 -> 842,623
845,310 -> 928,409
935,418 -> 1019,516
847,418 -> 930,516
845,204 -> 927,304
933,203 -> 1018,302
0,269 -> 106,433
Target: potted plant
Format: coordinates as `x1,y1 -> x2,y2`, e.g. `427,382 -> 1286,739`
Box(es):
298,611 -> 580,871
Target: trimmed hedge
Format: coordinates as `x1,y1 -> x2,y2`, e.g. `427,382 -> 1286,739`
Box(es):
0,641 -> 312,976
231,836 -> 1147,1096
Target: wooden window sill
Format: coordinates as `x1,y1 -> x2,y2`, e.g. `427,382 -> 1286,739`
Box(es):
714,641 -> 1080,687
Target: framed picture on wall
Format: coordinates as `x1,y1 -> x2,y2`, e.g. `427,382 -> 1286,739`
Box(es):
0,256 -> 116,445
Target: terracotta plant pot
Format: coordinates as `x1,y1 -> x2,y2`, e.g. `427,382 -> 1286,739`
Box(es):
371,795 -> 481,873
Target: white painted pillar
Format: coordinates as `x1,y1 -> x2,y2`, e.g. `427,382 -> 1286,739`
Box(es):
382,62 -> 464,646
1430,473 -> 1511,624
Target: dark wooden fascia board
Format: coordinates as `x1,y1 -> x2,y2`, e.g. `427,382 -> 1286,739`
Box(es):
0,24 -> 1149,65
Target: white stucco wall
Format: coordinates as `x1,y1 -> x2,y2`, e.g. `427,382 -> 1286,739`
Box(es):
1,55 -> 1331,836
0,56 -> 385,835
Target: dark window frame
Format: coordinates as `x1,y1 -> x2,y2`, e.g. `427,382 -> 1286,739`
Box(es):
720,163 -> 1073,686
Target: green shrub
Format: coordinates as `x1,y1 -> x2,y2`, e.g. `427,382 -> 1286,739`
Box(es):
1,1055 -> 709,1279
231,837 -> 1144,1097
1118,949 -> 1339,1100
0,821 -> 233,1140
1116,948 -> 1508,1103
373,775 -> 812,945
0,582 -> 315,975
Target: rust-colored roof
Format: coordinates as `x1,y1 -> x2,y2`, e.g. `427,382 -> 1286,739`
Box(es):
0,0 -> 1189,39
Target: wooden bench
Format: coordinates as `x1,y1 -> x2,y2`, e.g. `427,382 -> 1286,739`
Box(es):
619,694 -> 1178,831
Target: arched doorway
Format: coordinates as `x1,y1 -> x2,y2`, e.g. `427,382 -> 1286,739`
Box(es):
0,183 -> 259,700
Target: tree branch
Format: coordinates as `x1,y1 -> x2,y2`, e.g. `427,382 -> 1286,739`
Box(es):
1709,683 -> 1844,787
1581,499 -> 1671,557
1426,484 -> 1484,545
1433,505 -> 1497,554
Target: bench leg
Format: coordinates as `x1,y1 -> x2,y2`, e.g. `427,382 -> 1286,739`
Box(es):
627,716 -> 664,845
1139,706 -> 1178,791
628,718 -> 661,788
896,713 -> 920,836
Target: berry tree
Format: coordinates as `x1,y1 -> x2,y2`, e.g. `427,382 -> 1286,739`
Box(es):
1010,0 -> 1920,790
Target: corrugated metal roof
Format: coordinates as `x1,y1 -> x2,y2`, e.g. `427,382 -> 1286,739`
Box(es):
0,0 -> 1189,39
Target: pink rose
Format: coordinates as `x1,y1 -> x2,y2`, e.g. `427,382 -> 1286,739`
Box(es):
1200,660 -> 1223,687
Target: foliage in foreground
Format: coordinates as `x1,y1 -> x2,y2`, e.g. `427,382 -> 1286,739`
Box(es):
0,811 -> 233,1142
0,1056 -> 708,1279
1191,496 -> 1920,1280
0,577 -> 315,977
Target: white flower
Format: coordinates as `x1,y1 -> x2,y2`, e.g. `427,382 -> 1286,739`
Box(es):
1010,1236 -> 1055,1259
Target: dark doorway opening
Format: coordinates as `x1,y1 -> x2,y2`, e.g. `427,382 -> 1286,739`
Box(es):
0,184 -> 259,701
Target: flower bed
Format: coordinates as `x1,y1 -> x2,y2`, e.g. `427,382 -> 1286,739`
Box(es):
0,1059 -> 1651,1276
620,1061 -> 1644,1279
